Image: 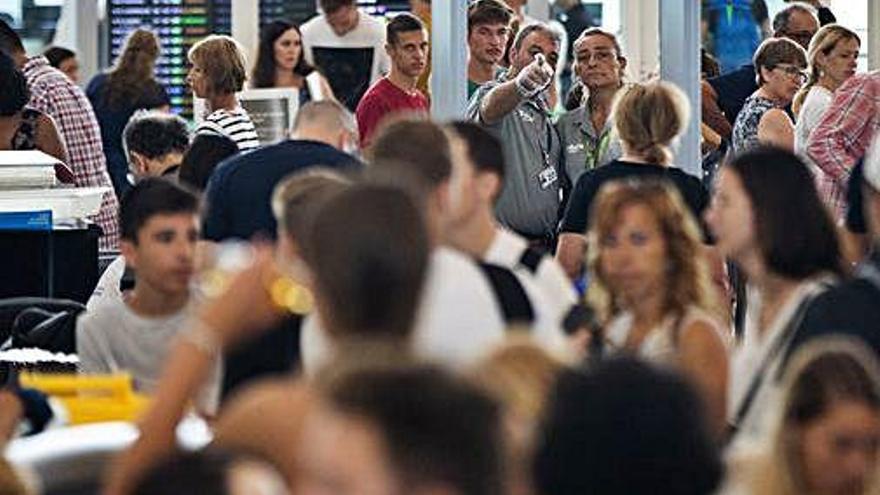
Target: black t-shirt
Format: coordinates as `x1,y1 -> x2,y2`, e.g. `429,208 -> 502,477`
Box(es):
559,160 -> 710,238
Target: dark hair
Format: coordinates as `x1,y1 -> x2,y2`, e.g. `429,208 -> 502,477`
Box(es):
368,119 -> 452,198
178,134 -> 239,192
467,0 -> 514,36
304,184 -> 429,341
324,364 -> 504,495
120,178 -> 200,242
534,358 -> 723,495
512,22 -> 561,53
772,2 -> 818,34
0,50 -> 29,117
133,448 -> 278,495
123,111 -> 190,160
387,13 -> 425,46
701,48 -> 720,78
725,146 -> 843,278
319,0 -> 355,14
43,46 -> 75,68
0,19 -> 24,55
251,20 -> 314,88
753,37 -> 808,86
448,121 -> 505,181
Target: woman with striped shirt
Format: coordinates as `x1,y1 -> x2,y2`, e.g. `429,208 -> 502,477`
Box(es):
187,35 -> 261,151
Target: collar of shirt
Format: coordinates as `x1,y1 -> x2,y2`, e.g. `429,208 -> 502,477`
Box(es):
22,55 -> 52,76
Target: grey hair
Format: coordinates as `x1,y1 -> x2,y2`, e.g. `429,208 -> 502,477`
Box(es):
772,2 -> 818,34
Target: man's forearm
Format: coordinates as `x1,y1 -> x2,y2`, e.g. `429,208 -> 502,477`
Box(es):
480,80 -> 524,125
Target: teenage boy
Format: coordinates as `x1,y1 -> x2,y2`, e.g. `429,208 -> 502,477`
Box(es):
77,179 -> 220,411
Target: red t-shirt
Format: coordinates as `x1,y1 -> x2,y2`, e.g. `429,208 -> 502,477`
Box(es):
355,77 -> 429,149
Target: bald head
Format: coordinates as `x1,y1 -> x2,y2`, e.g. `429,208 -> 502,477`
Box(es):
292,100 -> 359,151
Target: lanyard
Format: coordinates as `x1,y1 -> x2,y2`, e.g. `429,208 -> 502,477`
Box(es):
584,128 -> 612,170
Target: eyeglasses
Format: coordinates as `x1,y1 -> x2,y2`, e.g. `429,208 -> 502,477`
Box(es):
772,64 -> 808,84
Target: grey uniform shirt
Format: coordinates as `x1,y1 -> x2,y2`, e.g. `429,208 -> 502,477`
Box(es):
556,105 -> 622,184
468,78 -> 563,238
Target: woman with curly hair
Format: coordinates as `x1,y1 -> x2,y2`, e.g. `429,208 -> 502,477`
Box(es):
587,179 -> 729,435
87,29 -> 170,197
250,20 -> 335,104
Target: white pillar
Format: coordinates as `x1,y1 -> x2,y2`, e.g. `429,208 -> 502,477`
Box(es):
620,0 -> 659,82
232,0 -> 259,68
870,0 -> 880,70
431,1 -> 468,121
659,0 -> 701,178
70,0 -> 99,85
526,0 -> 550,22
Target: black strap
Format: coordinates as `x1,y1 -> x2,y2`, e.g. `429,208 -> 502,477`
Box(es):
477,263 -> 535,326
727,289 -> 824,440
518,246 -> 545,274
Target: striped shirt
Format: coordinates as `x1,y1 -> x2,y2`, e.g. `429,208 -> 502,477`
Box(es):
807,72 -> 880,221
23,56 -> 119,251
196,107 -> 260,151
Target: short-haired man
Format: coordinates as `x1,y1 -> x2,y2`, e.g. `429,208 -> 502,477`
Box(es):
468,22 -> 563,246
123,111 -> 190,182
0,19 -> 119,251
76,179 -> 220,412
444,121 -> 576,314
202,100 -> 361,398
297,363 -> 504,495
87,112 -> 191,311
302,120 -> 568,372
355,13 -> 429,149
467,0 -> 515,98
301,0 -> 391,111
702,3 -> 819,136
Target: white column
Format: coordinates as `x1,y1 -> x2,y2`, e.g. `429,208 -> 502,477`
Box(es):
870,0 -> 880,70
659,0 -> 701,178
232,0 -> 259,68
431,1 -> 468,121
526,0 -> 550,22
619,0 -> 659,82
70,0 -> 99,85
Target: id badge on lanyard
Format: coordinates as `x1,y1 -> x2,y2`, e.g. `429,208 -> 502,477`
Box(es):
585,130 -> 611,170
536,111 -> 558,190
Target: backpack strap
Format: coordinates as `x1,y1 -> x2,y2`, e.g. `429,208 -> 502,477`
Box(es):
477,263 -> 535,326
518,246 -> 546,274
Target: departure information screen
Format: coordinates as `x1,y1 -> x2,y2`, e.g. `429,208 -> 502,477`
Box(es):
259,0 -> 317,26
107,0 -> 232,119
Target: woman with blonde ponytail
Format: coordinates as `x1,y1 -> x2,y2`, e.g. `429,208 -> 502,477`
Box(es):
793,24 -> 860,166
556,81 -> 711,281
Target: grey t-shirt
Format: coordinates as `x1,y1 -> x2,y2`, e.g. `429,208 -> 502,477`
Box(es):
556,105 -> 622,184
467,79 -> 563,238
76,297 -> 221,413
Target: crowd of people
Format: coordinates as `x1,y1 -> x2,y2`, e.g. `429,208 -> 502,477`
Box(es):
0,0 -> 879,494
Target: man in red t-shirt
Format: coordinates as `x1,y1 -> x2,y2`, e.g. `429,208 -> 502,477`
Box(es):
356,13 -> 429,149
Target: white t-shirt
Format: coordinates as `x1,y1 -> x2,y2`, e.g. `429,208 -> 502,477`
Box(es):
76,297 -> 222,413
301,247 -> 567,373
87,255 -> 126,312
794,85 -> 832,174
301,10 -> 390,109
483,228 -> 577,322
